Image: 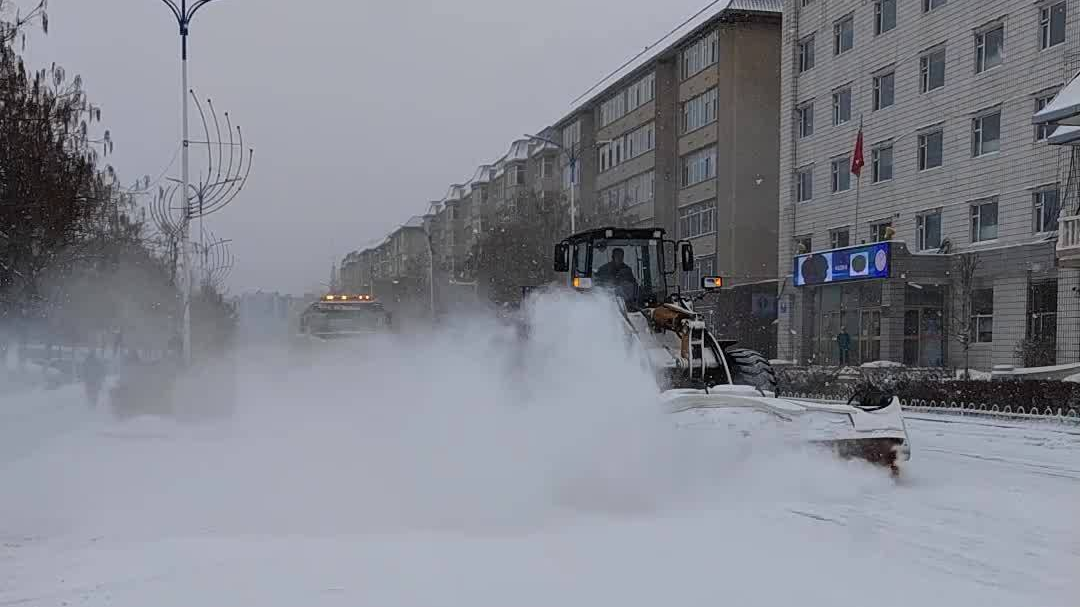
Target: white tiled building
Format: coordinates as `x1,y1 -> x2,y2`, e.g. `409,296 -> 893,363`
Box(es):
778,0 -> 1080,369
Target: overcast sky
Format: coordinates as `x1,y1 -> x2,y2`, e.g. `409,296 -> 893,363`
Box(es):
23,0 -> 711,294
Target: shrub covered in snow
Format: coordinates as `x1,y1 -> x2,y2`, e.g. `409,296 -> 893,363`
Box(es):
777,365 -> 1080,410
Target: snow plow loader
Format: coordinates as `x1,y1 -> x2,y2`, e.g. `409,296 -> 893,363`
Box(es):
552,227 -> 910,473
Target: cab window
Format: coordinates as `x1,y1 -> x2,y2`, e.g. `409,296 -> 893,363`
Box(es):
572,241 -> 590,277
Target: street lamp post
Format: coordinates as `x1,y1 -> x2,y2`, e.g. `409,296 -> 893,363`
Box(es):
158,0 -> 221,366
423,229 -> 437,321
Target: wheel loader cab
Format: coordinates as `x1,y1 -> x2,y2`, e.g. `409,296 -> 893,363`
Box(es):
553,227 -> 694,310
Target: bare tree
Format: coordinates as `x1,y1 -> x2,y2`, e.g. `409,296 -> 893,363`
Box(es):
472,190 -> 638,305
948,252 -> 980,378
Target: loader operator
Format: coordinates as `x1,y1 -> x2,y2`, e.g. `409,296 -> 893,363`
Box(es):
595,247 -> 638,304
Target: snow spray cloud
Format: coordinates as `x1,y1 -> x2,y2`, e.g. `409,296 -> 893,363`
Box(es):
0,290 -> 890,542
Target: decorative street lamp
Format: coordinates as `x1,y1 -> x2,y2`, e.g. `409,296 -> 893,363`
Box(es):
157,0 -> 223,366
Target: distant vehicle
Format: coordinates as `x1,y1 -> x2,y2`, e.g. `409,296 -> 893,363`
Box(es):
296,294 -> 392,342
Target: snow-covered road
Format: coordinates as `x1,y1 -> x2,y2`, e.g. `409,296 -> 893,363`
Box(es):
2,298 -> 1078,607
1,386 -> 1077,607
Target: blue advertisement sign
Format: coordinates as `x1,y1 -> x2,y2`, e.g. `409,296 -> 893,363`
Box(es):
793,241 -> 892,287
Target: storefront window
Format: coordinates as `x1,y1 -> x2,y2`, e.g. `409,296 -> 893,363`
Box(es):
812,283 -> 883,365
903,284 -> 946,367
859,309 -> 882,362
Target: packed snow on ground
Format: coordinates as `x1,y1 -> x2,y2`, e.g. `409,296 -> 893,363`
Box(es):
1,292 -> 1078,607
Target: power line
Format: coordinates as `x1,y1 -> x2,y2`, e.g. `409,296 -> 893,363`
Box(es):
570,0 -> 726,106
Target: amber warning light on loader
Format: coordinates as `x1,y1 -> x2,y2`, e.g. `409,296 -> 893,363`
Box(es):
701,276 -> 724,290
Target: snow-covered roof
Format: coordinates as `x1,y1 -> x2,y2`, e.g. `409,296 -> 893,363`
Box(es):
402,215 -> 425,229
529,139 -> 559,158
443,183 -> 467,202
564,0 -> 780,116
1033,71 -> 1080,127
1047,125 -> 1080,146
506,140 -> 530,162
471,165 -> 492,185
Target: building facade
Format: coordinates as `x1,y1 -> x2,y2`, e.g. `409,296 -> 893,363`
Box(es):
556,0 -> 783,352
336,1 -> 784,351
778,0 -> 1080,369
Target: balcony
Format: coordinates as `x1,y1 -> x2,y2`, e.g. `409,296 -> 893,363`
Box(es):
1058,214 -> 1080,268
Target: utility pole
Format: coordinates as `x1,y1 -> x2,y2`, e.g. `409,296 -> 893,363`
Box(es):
157,0 -> 222,366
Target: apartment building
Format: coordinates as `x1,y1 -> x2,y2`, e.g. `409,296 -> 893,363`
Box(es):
338,218 -> 428,313
551,0 -> 782,351
778,0 -> 1080,370
337,1 -> 783,345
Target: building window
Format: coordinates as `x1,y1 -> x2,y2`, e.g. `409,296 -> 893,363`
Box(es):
794,235 -> 813,255
625,121 -> 655,158
1028,280 -> 1058,343
682,87 -> 719,133
681,145 -> 717,187
1036,94 -> 1059,141
975,25 -> 1005,73
678,200 -> 716,239
971,288 -> 993,343
918,130 -> 944,170
599,72 -> 656,127
682,256 -> 716,292
916,210 -> 942,250
600,170 -> 655,211
830,228 -> 850,249
682,30 -> 719,80
796,166 -> 814,202
1034,187 -> 1061,233
831,156 -> 852,192
506,164 -> 525,186
832,87 -> 852,125
923,0 -> 946,12
875,0 -> 896,35
870,221 -> 893,242
540,157 -> 555,178
873,71 -> 894,110
798,34 -> 816,73
971,199 -> 999,242
920,47 -> 946,92
798,101 -> 815,138
562,121 -> 581,150
1040,2 -> 1066,50
834,14 -> 854,55
598,122 -> 655,172
972,111 -> 1001,157
872,145 -> 893,182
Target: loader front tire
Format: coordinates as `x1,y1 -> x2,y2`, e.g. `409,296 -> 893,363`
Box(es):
725,348 -> 777,394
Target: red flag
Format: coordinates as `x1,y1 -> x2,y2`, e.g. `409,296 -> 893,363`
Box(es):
850,127 -> 865,177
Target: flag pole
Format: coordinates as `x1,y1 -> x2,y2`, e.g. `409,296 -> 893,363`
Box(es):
852,115 -> 864,243
854,173 -> 861,242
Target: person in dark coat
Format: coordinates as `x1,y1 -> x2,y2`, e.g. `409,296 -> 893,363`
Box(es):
837,327 -> 852,366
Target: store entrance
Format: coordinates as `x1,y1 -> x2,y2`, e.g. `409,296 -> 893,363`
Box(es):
811,282 -> 883,365
903,284 -> 946,367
